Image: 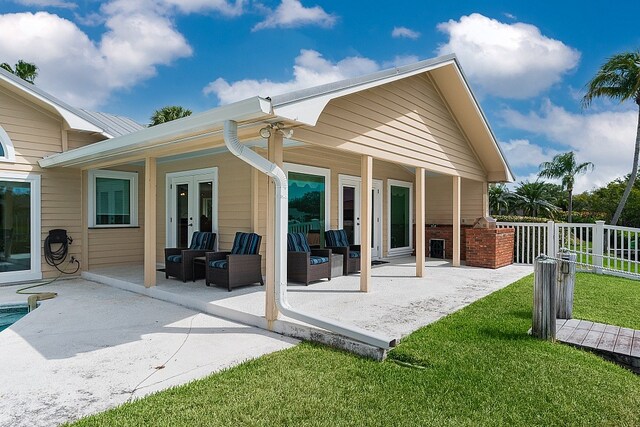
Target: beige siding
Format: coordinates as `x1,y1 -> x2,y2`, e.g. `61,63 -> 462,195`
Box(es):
0,87 -> 110,279
67,132 -> 104,150
87,165 -> 145,268
293,74 -> 487,181
426,177 -> 485,225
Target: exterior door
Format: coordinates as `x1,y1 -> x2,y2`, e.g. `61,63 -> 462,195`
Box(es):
166,168 -> 217,248
339,176 -> 382,259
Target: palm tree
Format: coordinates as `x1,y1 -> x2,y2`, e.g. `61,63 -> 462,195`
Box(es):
0,60 -> 38,84
488,183 -> 514,216
583,50 -> 640,225
149,106 -> 192,126
538,152 -> 594,223
513,181 -> 559,218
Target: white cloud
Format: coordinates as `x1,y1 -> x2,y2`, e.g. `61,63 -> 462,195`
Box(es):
391,26 -> 420,40
162,0 -> 244,15
501,100 -> 638,192
0,6 -> 193,108
204,49 -> 380,104
381,55 -> 420,69
253,0 -> 336,31
437,13 -> 580,99
13,0 -> 76,9
500,139 -> 558,168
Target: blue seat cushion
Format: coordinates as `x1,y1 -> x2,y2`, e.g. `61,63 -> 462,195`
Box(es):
209,260 -> 228,269
349,251 -> 360,258
326,229 -> 350,247
231,232 -> 261,255
189,232 -> 215,250
287,232 -> 311,252
167,254 -> 182,263
309,256 -> 329,265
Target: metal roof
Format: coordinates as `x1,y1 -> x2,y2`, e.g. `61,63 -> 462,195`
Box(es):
0,67 -> 142,137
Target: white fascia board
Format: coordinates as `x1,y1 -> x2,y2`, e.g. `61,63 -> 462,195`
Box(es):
39,97 -> 273,168
0,73 -> 106,134
272,59 -> 457,126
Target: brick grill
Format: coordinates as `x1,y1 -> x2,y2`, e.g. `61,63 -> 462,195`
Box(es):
465,228 -> 515,269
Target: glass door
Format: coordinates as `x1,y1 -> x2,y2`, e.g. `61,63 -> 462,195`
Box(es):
388,179 -> 413,256
0,174 -> 41,283
339,176 -> 382,259
167,169 -> 217,248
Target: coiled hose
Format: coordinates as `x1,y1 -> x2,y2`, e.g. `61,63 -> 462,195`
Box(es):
44,234 -> 80,274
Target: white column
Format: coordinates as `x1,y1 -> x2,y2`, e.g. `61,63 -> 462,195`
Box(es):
144,157 -> 157,288
415,167 -> 426,277
266,132 -> 283,322
360,155 -> 372,292
452,176 -> 461,267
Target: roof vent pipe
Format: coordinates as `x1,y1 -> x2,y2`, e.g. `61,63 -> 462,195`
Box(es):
223,120 -> 394,349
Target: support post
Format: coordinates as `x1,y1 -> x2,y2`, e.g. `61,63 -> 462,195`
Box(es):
415,167 -> 426,277
546,220 -> 556,259
81,170 -> 89,272
556,251 -> 576,319
452,176 -> 461,267
266,132 -> 283,322
533,256 -> 556,340
593,220 -> 605,274
144,157 -> 157,288
482,181 -> 489,217
360,155 -> 373,292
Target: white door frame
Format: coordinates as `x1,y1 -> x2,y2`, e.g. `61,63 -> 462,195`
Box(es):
165,167 -> 218,248
387,179 -> 414,257
0,172 -> 41,283
338,175 -> 383,260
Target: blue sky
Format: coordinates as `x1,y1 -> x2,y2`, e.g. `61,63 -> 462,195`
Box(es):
1,0 -> 639,192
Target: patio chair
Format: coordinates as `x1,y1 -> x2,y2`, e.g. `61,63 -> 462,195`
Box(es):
287,232 -> 331,286
205,232 -> 264,291
325,229 -> 361,275
165,231 -> 216,282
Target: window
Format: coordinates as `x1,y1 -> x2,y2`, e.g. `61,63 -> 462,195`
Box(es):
387,179 -> 413,255
284,163 -> 330,246
88,170 -> 138,227
0,125 -> 16,163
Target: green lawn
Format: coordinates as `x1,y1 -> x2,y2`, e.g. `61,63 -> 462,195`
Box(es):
70,273 -> 640,427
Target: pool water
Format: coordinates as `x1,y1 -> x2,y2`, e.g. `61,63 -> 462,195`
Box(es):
0,304 -> 29,332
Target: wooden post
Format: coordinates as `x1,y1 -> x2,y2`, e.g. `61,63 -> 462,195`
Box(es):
360,155 -> 372,292
452,176 -> 461,267
81,170 -> 89,272
266,132 -> 283,322
533,256 -> 556,340
556,251 -> 576,319
144,157 -> 157,288
415,167 -> 425,277
482,181 -> 489,217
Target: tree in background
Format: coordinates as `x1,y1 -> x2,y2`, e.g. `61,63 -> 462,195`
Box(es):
583,50 -> 640,225
513,181 -> 559,218
0,60 -> 38,84
538,152 -> 594,223
149,106 -> 192,126
488,183 -> 514,216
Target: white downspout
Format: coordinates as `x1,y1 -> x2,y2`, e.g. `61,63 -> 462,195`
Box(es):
224,120 -> 395,349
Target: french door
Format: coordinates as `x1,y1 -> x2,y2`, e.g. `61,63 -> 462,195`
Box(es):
166,168 -> 217,248
338,175 -> 383,259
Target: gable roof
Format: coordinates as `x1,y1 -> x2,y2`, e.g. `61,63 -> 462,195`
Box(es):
38,54 -> 514,182
0,67 -> 143,138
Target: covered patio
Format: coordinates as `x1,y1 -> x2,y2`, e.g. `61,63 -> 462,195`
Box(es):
84,258 -> 532,357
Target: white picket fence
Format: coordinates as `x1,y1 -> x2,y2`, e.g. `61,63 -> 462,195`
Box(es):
496,220 -> 640,279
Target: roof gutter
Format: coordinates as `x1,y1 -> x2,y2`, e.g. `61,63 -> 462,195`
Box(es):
223,120 -> 395,350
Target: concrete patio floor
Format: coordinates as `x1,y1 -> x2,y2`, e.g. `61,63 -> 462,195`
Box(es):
0,279 -> 298,427
85,257 -> 533,351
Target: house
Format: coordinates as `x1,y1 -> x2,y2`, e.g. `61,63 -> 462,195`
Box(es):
2,54 -> 513,344
0,67 -> 144,283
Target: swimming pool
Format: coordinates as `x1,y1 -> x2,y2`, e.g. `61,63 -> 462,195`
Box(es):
0,303 -> 29,332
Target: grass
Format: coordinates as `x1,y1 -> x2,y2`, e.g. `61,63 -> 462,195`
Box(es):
70,273 -> 640,427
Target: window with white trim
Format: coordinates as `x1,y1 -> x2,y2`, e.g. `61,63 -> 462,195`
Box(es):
88,170 -> 138,227
0,125 -> 16,163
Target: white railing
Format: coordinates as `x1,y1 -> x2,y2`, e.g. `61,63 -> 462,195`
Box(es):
497,220 -> 640,279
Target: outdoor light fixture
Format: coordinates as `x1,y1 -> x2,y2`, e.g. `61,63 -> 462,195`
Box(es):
258,122 -> 294,139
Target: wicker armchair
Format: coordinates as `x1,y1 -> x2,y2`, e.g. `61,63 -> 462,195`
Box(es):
165,231 -> 216,282
206,232 -> 263,291
287,232 -> 331,286
325,229 -> 360,275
